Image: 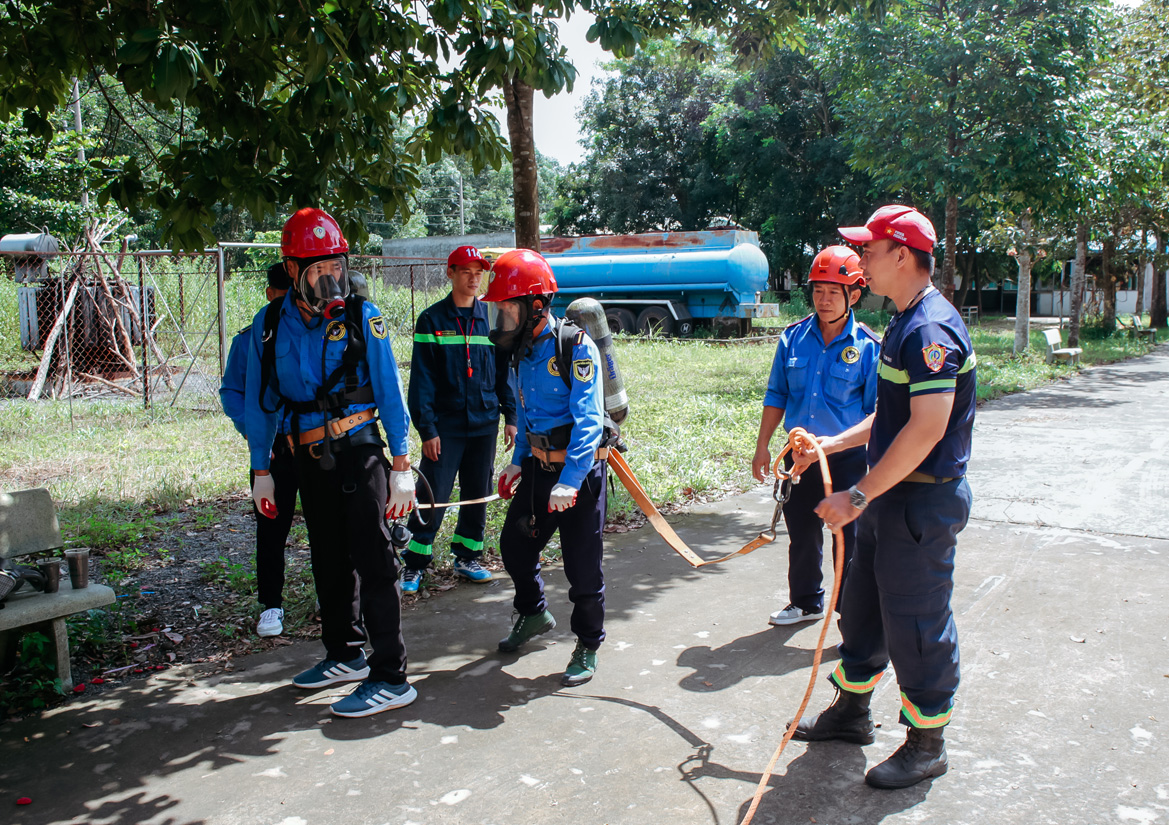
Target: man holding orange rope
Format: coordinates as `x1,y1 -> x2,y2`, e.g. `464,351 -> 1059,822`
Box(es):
752,246 -> 879,626
790,205 -> 976,790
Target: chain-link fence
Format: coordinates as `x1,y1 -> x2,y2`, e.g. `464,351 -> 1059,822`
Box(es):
0,244 -> 452,412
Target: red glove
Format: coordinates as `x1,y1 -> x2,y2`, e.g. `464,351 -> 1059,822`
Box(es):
498,464 -> 522,499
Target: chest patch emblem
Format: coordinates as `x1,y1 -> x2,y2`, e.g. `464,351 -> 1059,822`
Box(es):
547,356 -> 560,377
922,343 -> 947,373
326,321 -> 347,342
572,359 -> 595,383
841,346 -> 860,365
369,316 -> 388,340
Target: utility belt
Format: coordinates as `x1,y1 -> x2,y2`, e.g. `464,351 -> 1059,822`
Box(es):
529,445 -> 611,472
287,409 -> 379,460
904,470 -> 960,484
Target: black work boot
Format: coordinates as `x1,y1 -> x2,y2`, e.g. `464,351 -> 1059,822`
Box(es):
789,688 -> 875,744
865,726 -> 948,789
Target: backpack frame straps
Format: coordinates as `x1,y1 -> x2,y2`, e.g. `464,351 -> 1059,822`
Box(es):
259,299 -> 285,414
555,319 -> 585,392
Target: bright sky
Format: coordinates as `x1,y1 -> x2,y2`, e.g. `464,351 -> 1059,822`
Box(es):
530,12 -> 612,167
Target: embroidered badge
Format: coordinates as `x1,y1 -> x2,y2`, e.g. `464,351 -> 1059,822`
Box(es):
326,321 -> 347,342
313,226 -> 326,239
369,316 -> 388,340
841,346 -> 860,365
572,359 -> 595,382
922,343 -> 947,373
547,356 -> 560,377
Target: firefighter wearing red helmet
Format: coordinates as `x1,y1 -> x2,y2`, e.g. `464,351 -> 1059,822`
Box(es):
483,249 -> 609,687
243,207 -> 418,719
752,244 -> 880,630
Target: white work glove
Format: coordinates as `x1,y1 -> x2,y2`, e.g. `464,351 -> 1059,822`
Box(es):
548,483 -> 579,512
498,464 -> 522,500
386,470 -> 416,519
253,473 -> 278,519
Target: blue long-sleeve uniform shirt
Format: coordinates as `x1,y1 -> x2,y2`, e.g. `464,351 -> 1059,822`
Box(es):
408,294 -> 516,441
511,317 -> 605,490
220,329 -> 250,438
764,311 -> 880,437
243,292 -> 410,471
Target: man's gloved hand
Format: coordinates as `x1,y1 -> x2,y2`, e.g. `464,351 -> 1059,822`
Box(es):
548,483 -> 578,512
253,473 -> 278,519
498,464 -> 522,499
386,470 -> 416,519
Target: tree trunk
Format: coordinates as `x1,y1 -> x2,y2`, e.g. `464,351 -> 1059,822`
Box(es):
954,251 -> 975,311
1101,235 -> 1117,331
1136,226 -> 1148,317
1012,214 -> 1034,354
940,194 -> 958,304
504,78 -> 540,252
1153,228 -> 1168,329
1068,221 -> 1088,347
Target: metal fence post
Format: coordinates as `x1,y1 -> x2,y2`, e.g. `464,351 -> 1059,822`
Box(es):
216,246 -> 228,377
139,257 -> 150,410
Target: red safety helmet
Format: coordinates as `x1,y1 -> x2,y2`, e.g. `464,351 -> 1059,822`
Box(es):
281,208 -> 349,260
808,245 -> 865,288
482,249 -> 558,302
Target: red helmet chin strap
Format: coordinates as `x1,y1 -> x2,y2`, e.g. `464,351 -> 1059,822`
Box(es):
323,298 -> 345,320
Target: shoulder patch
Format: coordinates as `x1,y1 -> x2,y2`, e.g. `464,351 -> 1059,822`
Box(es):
572,359 -> 595,383
922,343 -> 947,373
547,356 -> 560,377
369,316 -> 388,340
857,322 -> 880,341
785,312 -> 816,331
326,320 -> 347,342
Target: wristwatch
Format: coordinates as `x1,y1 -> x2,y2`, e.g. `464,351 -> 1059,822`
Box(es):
848,484 -> 869,511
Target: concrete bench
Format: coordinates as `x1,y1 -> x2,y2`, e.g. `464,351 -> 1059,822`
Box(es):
1118,314 -> 1157,344
1043,328 -> 1083,365
0,488 -> 115,692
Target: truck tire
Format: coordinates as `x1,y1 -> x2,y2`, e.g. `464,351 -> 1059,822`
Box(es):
605,307 -> 637,335
637,306 -> 674,337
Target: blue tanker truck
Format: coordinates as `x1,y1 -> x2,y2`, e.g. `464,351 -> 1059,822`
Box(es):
538,229 -> 778,337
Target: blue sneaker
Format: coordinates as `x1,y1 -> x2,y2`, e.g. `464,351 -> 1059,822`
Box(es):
330,679 -> 418,718
453,558 -> 493,582
401,568 -> 423,594
292,651 -> 370,689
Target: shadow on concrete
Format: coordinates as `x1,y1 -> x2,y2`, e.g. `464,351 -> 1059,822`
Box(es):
676,627 -> 840,693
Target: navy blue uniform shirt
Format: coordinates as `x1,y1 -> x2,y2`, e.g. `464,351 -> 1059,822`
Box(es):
868,289 -> 977,478
408,294 -> 516,441
764,311 -> 880,437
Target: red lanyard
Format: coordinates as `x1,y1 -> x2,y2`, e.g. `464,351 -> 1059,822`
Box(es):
455,316 -> 473,378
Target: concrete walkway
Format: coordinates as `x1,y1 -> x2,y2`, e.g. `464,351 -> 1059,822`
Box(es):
4,349 -> 1168,825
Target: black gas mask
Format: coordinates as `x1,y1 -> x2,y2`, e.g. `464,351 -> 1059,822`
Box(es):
292,255 -> 350,320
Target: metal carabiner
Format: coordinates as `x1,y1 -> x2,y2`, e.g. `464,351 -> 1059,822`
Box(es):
767,467 -> 799,535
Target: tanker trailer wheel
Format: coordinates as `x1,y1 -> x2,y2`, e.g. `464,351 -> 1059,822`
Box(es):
636,306 -> 674,337
605,307 -> 637,335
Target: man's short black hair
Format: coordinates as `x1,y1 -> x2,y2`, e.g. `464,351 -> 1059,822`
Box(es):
892,242 -> 935,278
267,262 -> 292,291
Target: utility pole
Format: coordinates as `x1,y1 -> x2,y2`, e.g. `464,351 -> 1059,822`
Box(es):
457,172 -> 465,237
71,78 -> 88,208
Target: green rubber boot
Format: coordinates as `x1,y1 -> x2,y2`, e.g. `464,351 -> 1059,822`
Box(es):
561,640 -> 597,687
498,610 -> 556,653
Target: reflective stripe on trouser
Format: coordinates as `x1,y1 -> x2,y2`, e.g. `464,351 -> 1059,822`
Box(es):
834,477 -> 971,728
499,457 -> 607,649
297,443 -> 407,684
829,662 -> 884,694
782,446 -> 866,613
404,430 -> 497,569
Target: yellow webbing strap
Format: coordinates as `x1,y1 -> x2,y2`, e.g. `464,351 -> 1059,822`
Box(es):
606,444 -> 793,569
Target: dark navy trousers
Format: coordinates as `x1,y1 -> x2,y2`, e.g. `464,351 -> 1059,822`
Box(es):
499,457 -> 607,650
250,436 -> 299,610
831,477 -> 972,729
296,442 -> 407,684
403,430 -> 497,570
782,446 -> 867,613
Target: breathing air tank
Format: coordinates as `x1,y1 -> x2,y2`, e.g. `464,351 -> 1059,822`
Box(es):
566,297 -> 629,425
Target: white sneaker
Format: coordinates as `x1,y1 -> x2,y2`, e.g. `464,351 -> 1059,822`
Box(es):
768,604 -> 825,626
257,607 -> 285,637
